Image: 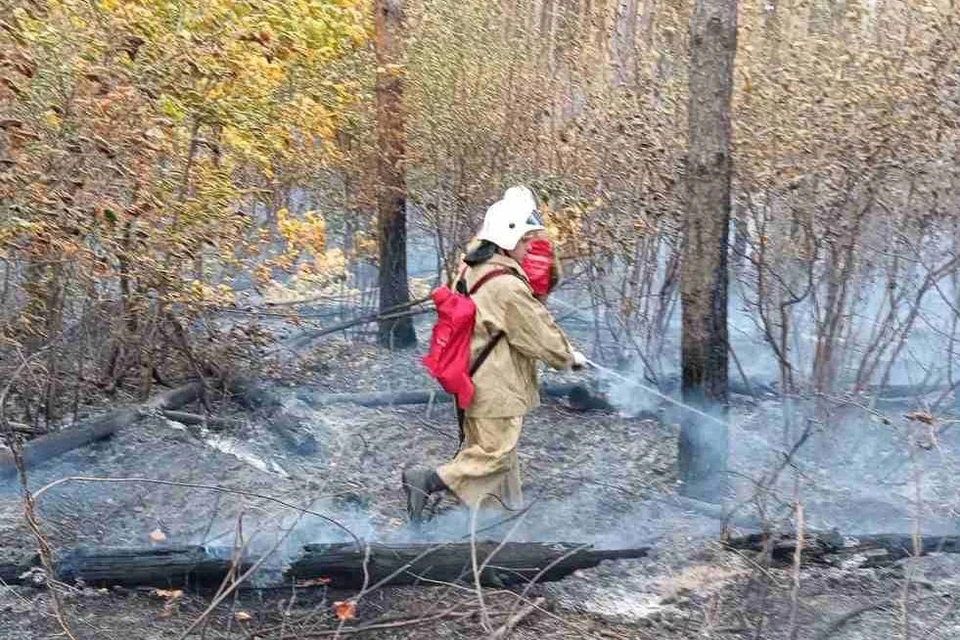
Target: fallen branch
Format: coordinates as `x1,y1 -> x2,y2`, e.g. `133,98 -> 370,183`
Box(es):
275,296 -> 433,353
655,374 -> 774,398
0,381 -> 202,479
6,422 -> 46,435
725,532 -> 960,566
159,410 -> 237,429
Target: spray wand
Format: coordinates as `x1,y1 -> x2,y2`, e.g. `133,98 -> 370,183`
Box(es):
578,357 -> 731,429
550,293 -> 732,428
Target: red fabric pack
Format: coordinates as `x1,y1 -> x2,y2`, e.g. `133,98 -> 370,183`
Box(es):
422,285 -> 477,409
422,269 -> 513,409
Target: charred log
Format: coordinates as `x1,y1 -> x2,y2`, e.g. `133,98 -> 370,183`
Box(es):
4,541 -> 648,590
55,545 -> 247,588
1,545 -> 244,588
285,541 -> 649,589
305,388 -> 452,408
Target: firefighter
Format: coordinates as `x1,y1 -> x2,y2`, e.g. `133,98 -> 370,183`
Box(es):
402,186 -> 586,521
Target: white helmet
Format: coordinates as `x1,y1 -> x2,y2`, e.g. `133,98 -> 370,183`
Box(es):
502,185 -> 538,210
477,186 -> 544,250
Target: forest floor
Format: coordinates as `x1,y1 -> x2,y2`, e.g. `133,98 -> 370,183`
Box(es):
2,324 -> 959,639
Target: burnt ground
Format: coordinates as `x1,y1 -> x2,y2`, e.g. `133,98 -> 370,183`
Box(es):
1,335 -> 959,639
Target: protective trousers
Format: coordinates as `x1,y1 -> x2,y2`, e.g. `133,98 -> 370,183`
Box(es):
437,415 -> 523,511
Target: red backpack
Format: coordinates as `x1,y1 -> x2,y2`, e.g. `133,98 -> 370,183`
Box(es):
422,267 -> 514,409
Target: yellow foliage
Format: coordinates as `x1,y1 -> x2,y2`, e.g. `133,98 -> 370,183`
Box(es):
277,209 -> 328,257
2,0 -> 367,318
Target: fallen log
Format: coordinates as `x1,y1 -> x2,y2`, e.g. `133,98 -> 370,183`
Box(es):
2,541 -> 647,590
653,375 -> 775,398
300,383 -> 615,411
0,382 -> 203,479
1,545 -> 246,588
304,388 -> 457,408
725,532 -> 960,566
285,541 -> 649,589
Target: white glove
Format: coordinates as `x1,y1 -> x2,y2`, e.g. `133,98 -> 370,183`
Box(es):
571,350 -> 587,371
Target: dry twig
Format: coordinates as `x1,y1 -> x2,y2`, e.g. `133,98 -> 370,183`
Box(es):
490,597 -> 546,639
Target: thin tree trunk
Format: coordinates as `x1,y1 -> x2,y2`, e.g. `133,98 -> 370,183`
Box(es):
375,0 -> 416,348
678,0 -> 738,500
610,0 -> 639,86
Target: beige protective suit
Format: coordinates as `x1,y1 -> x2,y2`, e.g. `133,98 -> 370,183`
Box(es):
436,253 -> 575,511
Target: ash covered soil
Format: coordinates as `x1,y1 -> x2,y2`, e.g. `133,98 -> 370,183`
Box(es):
2,336 -> 960,639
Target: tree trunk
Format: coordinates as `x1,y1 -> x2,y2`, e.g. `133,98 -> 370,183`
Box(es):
678,0 -> 738,500
610,0 -> 639,86
375,0 -> 416,348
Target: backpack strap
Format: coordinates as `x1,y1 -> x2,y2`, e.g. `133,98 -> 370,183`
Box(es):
470,332 -> 505,376
465,267 -> 521,375
467,267 -> 515,295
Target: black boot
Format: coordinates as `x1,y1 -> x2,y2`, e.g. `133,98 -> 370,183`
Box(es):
402,468 -> 446,522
